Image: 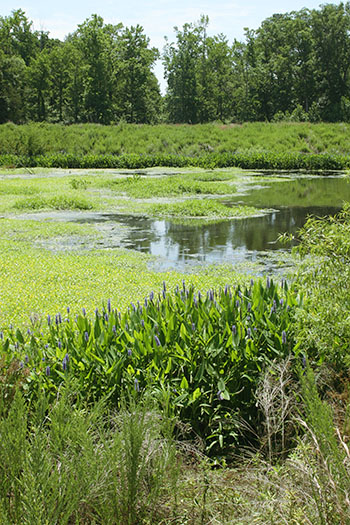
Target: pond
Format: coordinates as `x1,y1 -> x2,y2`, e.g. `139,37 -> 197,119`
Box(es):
73,173 -> 350,272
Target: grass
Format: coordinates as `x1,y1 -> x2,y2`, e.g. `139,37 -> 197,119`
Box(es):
149,199 -> 260,218
2,122 -> 350,156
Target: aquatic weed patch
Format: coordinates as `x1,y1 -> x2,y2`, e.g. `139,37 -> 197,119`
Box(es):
0,278 -> 301,454
149,199 -> 260,219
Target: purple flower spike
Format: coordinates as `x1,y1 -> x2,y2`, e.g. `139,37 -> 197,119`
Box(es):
82,308 -> 86,316
44,343 -> 49,349
282,331 -> 287,344
238,290 -> 242,298
62,358 -> 67,371
163,281 -> 166,291
250,279 -> 254,286
217,390 -> 224,401
42,356 -> 45,361
149,291 -> 154,301
67,306 -> 70,314
45,366 -> 50,376
95,307 -> 99,316
58,341 -> 62,350
128,349 -> 132,356
144,298 -> 148,307
65,353 -> 69,362
19,361 -> 24,369
267,276 -> 270,289
247,327 -> 252,339
162,290 -> 166,300
25,355 -> 29,363
112,325 -> 117,334
141,319 -> 145,328
232,325 -> 237,336
107,299 -> 111,313
47,315 -> 51,326
55,315 -> 59,326
280,298 -> 284,306
236,299 -> 240,308
134,378 -> 140,392
192,323 -> 196,331
27,328 -> 31,335
224,284 -> 228,295
154,335 -> 161,347
247,302 -> 251,312
0,331 -> 3,340
105,313 -> 109,322
84,331 -> 89,342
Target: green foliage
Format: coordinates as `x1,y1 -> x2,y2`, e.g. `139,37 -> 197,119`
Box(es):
13,194 -> 95,210
150,199 -> 258,218
2,150 -> 350,170
0,279 -> 300,454
294,203 -> 350,368
0,386 -> 178,524
298,365 -> 350,524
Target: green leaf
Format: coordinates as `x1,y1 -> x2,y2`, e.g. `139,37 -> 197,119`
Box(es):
180,375 -> 189,390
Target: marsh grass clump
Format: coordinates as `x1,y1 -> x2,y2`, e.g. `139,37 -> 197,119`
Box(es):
0,385 -> 179,525
13,194 -> 94,211
100,174 -> 237,198
150,199 -> 260,219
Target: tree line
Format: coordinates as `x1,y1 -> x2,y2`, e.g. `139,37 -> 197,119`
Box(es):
1,3 -> 350,124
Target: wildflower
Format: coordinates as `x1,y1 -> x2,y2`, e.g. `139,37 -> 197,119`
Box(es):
141,319 -> 145,328
42,356 -> 45,361
238,290 -> 242,298
134,378 -> 140,392
162,290 -> 166,300
247,327 -> 252,339
84,331 -> 89,342
266,276 -> 270,289
280,298 -> 284,306
44,344 -> 49,349
0,331 -> 3,340
224,284 -> 229,295
67,306 -> 70,314
64,353 -> 69,363
27,328 -> 31,335
105,313 -> 109,322
45,366 -> 50,376
127,349 -> 132,356
82,307 -> 86,316
107,298 -> 111,313
112,325 -> 117,334
250,278 -> 254,286
62,358 -> 67,371
282,331 -> 287,344
95,307 -> 99,316
25,354 -> 29,363
247,302 -> 251,312
19,361 -> 24,369
154,335 -> 161,347
149,291 -> 154,301
144,298 -> 148,307
232,325 -> 237,336
58,340 -> 62,350
236,299 -> 240,308
192,323 -> 196,331
198,290 -> 201,301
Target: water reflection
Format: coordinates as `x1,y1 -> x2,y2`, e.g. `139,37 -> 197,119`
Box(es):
76,205 -> 338,270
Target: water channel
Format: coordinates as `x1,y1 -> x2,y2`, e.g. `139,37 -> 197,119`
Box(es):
73,173 -> 350,272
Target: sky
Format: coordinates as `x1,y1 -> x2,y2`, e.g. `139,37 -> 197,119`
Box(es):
1,0 -> 344,92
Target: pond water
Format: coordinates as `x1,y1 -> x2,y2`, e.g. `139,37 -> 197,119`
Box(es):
74,173 -> 350,272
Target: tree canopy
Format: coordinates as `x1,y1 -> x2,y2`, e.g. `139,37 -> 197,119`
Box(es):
1,4 -> 350,124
